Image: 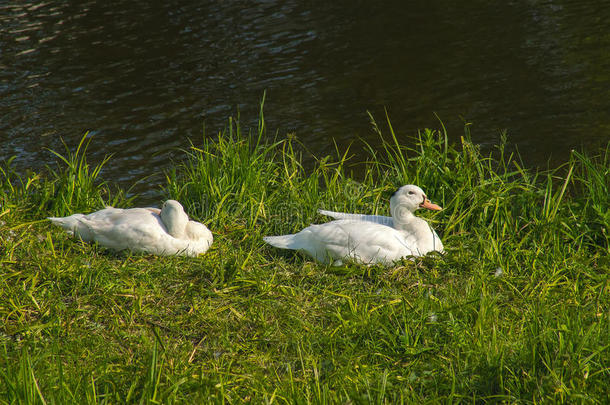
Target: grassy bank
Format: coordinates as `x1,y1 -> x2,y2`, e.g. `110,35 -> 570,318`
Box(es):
1,110 -> 609,403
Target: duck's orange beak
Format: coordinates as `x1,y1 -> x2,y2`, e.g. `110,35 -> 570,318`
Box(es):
420,198 -> 442,211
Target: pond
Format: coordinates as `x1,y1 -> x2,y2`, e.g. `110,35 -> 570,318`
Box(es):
1,0 -> 609,199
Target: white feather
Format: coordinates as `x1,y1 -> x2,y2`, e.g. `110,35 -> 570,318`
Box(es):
264,185 -> 443,265
48,200 -> 212,256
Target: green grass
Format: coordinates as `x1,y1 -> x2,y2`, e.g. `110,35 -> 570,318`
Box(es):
1,107 -> 608,403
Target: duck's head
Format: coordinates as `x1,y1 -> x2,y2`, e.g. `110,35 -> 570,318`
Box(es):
390,185 -> 442,217
160,200 -> 189,238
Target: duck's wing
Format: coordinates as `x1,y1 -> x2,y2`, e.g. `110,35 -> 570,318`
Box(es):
317,209 -> 394,227
264,221 -> 358,263
48,207 -> 122,241
304,220 -> 414,264
77,208 -> 166,252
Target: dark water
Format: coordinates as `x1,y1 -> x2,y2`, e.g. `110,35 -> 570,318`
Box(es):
2,0 -> 609,199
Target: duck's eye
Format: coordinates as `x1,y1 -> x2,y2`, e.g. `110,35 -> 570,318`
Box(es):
408,191 -> 415,195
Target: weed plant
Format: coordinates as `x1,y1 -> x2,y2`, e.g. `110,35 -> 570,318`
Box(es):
0,109 -> 608,403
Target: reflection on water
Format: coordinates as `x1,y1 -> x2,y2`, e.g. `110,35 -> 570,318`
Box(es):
1,0 -> 609,200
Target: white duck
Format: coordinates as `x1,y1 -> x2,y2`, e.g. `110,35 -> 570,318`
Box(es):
48,200 -> 213,257
264,185 -> 443,265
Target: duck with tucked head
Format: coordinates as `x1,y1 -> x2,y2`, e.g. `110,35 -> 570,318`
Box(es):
264,185 -> 443,265
48,200 -> 213,256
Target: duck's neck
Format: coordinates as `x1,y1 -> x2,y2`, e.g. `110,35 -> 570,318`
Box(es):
162,212 -> 188,239
166,222 -> 185,239
390,203 -> 418,231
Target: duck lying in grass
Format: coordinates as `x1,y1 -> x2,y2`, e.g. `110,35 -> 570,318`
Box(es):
264,185 -> 443,265
48,200 -> 213,257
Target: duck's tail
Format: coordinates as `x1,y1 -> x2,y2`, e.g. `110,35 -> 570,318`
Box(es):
263,234 -> 300,249
48,214 -> 85,236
